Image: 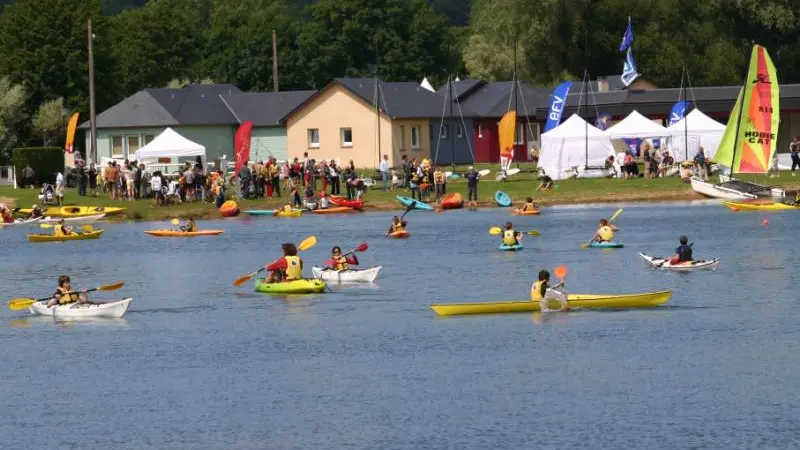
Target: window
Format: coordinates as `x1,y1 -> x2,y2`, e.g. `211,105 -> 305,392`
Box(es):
440,124 -> 449,139
478,124 -> 483,138
126,136 -> 141,159
411,126 -> 421,149
111,136 -> 123,159
457,124 -> 464,139
143,134 -> 155,145
307,128 -> 320,148
399,125 -> 406,149
514,123 -> 524,145
340,127 -> 352,147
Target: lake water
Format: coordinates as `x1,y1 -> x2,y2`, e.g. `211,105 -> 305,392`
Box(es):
1,202 -> 799,449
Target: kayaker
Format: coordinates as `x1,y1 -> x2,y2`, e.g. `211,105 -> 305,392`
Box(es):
0,204 -> 13,223
46,275 -> 90,308
281,203 -> 294,215
591,219 -> 617,243
520,197 -> 537,212
327,246 -> 359,271
501,222 -> 522,246
531,270 -> 568,312
668,235 -> 693,264
318,192 -> 330,210
180,217 -> 196,233
28,204 -> 43,219
54,219 -> 76,236
265,243 -> 303,282
387,216 -> 407,234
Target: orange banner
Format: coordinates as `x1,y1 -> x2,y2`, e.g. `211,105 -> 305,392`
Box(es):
498,111 -> 516,158
64,112 -> 79,153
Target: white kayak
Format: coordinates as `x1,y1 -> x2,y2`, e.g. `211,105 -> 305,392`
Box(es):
39,213 -> 106,225
639,253 -> 720,271
30,298 -> 132,318
0,217 -> 41,227
311,266 -> 382,283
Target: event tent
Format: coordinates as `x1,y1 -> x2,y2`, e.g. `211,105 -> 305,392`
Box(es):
665,109 -> 726,160
134,127 -> 206,161
606,110 -> 668,139
539,114 -> 616,180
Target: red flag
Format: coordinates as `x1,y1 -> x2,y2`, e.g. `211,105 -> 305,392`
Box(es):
234,121 -> 253,179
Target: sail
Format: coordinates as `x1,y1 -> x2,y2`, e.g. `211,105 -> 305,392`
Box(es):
498,111 -> 517,159
64,113 -> 79,153
715,45 -> 780,174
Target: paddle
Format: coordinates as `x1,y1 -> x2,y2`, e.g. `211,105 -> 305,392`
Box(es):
39,223 -> 94,233
324,242 -> 368,269
385,202 -> 416,236
580,208 -> 623,249
656,243 -> 693,268
7,281 -> 126,311
488,227 -> 540,236
233,236 -> 317,286
554,265 -> 568,287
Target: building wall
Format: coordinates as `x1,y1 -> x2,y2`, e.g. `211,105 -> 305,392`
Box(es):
250,127 -> 288,162
392,119 -> 431,166
777,111 -> 800,154
472,118 -> 540,163
430,117 -> 475,165
87,125 -> 235,163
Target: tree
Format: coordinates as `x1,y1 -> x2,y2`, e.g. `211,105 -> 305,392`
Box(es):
165,78 -> 215,89
0,77 -> 27,163
32,98 -> 67,146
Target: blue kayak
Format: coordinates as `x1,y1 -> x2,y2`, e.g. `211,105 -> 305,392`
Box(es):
498,244 -> 524,251
396,196 -> 434,211
589,242 -> 624,249
495,190 -> 512,207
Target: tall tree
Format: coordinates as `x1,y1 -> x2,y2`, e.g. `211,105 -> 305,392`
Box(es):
32,98 -> 66,146
0,77 -> 26,163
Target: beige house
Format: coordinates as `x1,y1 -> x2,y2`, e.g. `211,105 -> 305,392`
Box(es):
283,78 -> 446,169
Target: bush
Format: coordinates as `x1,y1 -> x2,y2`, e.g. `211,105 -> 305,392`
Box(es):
11,147 -> 64,186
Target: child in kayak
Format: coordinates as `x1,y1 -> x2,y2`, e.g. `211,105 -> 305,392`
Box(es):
304,185 -> 316,210
318,192 -> 330,210
591,218 -> 618,243
326,246 -> 359,271
668,236 -> 693,264
28,204 -> 43,219
501,222 -> 522,246
265,243 -> 303,282
519,197 -> 537,212
0,204 -> 12,223
387,216 -> 407,235
180,217 -> 196,232
46,275 -> 90,308
531,269 -> 568,312
53,219 -> 77,236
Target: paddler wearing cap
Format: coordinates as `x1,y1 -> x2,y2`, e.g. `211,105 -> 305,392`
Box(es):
28,204 -> 43,219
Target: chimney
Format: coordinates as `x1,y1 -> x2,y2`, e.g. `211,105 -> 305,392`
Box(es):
597,78 -> 609,93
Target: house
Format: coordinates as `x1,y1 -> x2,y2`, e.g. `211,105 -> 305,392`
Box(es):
428,80 -> 479,165
282,78 -> 445,169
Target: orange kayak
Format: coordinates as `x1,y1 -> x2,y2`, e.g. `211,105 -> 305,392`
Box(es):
311,206 -> 354,215
441,193 -> 463,210
388,230 -> 410,239
514,209 -> 541,216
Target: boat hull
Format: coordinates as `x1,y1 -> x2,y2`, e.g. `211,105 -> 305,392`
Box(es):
494,190 -> 512,207
498,244 -> 524,251
514,209 -> 540,216
722,200 -> 799,211
311,266 -> 381,283
39,214 -> 106,225
254,278 -> 326,294
396,196 -> 434,211
328,196 -> 365,210
430,291 -> 672,316
27,229 -> 104,242
588,241 -> 624,249
30,298 -> 132,318
639,253 -> 720,271
144,229 -> 225,237
0,218 -> 41,227
388,230 -> 410,239
440,193 -> 463,210
19,206 -> 126,217
311,206 -> 354,214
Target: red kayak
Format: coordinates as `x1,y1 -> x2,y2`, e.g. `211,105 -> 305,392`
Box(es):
329,196 -> 364,210
440,192 -> 463,210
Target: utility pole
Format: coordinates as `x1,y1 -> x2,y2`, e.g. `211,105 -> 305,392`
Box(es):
88,18 -> 97,163
272,30 -> 279,92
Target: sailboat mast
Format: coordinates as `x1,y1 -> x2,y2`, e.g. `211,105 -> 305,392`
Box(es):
683,67 -> 688,161
584,70 -> 589,169
449,76 -> 456,171
727,47 -> 753,175
513,35 -> 518,162
374,42 -> 381,172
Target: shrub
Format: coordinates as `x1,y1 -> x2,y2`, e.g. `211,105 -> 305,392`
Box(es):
11,147 -> 64,186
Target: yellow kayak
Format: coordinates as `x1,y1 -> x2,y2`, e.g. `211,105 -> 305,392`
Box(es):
17,206 -> 126,217
430,290 -> 672,316
27,229 -> 105,243
722,201 -> 799,211
276,209 -> 303,218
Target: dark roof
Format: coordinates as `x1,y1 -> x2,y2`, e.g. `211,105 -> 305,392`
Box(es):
456,81 -> 551,117
220,91 -> 316,127
436,79 -> 484,100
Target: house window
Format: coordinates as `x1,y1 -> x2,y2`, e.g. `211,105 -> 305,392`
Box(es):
478,124 -> 483,138
411,126 -> 421,149
440,124 -> 449,139
111,136 -> 123,159
457,124 -> 464,139
126,136 -> 141,159
399,125 -> 406,149
143,134 -> 155,145
340,127 -> 352,147
307,128 -> 320,148
514,123 -> 524,145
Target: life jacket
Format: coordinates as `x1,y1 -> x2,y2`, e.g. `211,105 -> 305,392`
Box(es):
523,202 -> 535,211
410,173 -> 420,184
283,205 -> 292,213
284,255 -> 302,280
391,221 -> 405,232
54,224 -> 66,236
597,225 -> 614,242
530,280 -> 546,301
54,286 -> 79,305
333,255 -> 349,271
185,221 -> 195,232
677,244 -> 693,262
502,229 -> 518,246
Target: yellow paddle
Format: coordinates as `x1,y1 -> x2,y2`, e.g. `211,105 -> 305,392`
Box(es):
7,281 -> 125,311
39,223 -> 95,233
580,208 -> 622,249
171,218 -> 180,225
233,236 -> 317,286
489,227 -> 540,236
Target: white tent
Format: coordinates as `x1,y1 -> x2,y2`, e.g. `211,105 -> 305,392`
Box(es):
666,109 -> 726,160
607,110 -> 668,139
420,77 -> 435,92
134,127 -> 206,161
539,114 -> 616,180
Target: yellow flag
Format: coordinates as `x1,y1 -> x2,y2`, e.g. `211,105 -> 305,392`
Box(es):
498,111 -> 516,158
65,113 -> 79,153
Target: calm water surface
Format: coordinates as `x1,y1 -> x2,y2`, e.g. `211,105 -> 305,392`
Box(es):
1,202 -> 799,449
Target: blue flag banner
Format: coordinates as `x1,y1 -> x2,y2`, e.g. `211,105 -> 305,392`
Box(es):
544,81 -> 573,132
668,101 -> 691,126
595,113 -> 612,131
621,48 -> 640,87
619,17 -> 633,51
623,138 -> 642,157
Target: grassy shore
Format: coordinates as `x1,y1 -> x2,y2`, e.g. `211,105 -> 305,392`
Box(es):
2,165 -> 798,221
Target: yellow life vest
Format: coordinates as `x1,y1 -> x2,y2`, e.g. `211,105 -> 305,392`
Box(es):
54,224 -> 66,236
185,221 -> 195,232
392,221 -> 405,232
283,205 -> 292,213
284,255 -> 302,280
524,202 -> 535,210
55,286 -> 79,305
530,280 -> 546,302
502,229 -> 517,246
333,255 -> 349,271
597,225 -> 614,241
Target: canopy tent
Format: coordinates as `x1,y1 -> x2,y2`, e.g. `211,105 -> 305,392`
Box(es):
539,114 -> 616,180
665,109 -> 726,161
134,127 -> 206,161
606,110 -> 668,139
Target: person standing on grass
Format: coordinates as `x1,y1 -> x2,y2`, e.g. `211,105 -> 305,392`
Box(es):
78,163 -> 87,196
791,137 -> 800,176
23,164 -> 35,188
270,157 -> 281,197
379,154 -> 389,191
401,155 -> 410,188
55,170 -> 65,205
329,160 -> 340,195
694,147 -> 707,180
466,166 -> 479,207
433,166 -> 445,202
88,163 -> 97,196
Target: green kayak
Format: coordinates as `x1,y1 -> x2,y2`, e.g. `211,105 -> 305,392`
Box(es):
254,278 -> 327,294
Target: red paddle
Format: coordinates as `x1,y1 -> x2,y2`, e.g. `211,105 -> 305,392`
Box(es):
324,242 -> 369,268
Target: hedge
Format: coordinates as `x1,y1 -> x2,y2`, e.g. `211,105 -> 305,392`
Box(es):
12,147 -> 64,187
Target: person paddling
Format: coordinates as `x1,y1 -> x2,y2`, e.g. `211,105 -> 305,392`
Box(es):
264,243 -> 304,283
501,221 -> 522,246
0,204 -> 12,223
668,235 -> 693,265
531,270 -> 568,312
520,197 -> 537,212
327,246 -> 359,271
591,218 -> 618,243
388,216 -> 407,234
180,216 -> 196,232
54,219 -> 77,236
28,204 -> 43,219
46,275 -> 91,308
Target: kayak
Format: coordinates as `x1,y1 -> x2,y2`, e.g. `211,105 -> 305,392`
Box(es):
498,244 -> 524,251
639,252 -> 720,271
440,193 -> 463,210
311,266 -> 382,283
30,298 -> 132,319
18,206 -> 126,217
588,241 -> 624,249
39,213 -> 106,225
28,229 -> 104,242
388,230 -> 410,239
430,290 -> 672,316
144,229 -> 225,237
496,168 -> 521,180
311,206 -> 354,215
396,196 -> 434,211
276,209 -> 303,217
219,200 -> 240,217
495,191 -> 512,207
243,210 -> 275,216
254,278 -> 326,294
722,200 -> 800,211
328,196 -> 365,210
514,209 -> 540,216
0,217 -> 41,227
